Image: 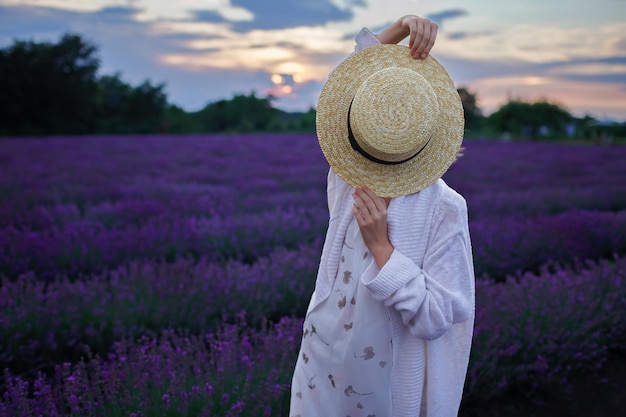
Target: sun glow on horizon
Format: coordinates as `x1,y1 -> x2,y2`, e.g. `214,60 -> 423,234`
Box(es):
467,75 -> 626,119
523,76 -> 549,86
271,74 -> 284,85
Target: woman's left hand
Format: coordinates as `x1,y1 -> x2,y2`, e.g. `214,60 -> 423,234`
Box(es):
376,15 -> 438,59
352,185 -> 394,268
402,15 -> 438,59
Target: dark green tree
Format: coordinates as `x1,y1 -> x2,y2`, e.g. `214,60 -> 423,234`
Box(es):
0,33 -> 101,135
297,107 -> 317,132
123,79 -> 168,133
0,32 -> 337,135
488,99 -> 572,139
98,73 -> 167,134
457,87 -> 483,131
164,104 -> 204,133
196,92 -> 281,132
98,73 -> 132,133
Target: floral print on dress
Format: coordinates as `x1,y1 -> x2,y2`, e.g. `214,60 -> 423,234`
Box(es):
290,218 -> 393,417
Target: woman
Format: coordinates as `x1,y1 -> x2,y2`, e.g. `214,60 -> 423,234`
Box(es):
290,15 -> 475,417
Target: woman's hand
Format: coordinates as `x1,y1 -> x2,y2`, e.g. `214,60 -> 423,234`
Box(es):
352,185 -> 394,268
376,15 -> 438,59
402,15 -> 438,59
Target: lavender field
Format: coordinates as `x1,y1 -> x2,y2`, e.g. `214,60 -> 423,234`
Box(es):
1,134 -> 626,416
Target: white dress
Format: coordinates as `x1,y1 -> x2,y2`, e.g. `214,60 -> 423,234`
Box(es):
290,217 -> 393,417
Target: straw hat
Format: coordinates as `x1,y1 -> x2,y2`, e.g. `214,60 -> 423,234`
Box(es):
316,44 -> 464,197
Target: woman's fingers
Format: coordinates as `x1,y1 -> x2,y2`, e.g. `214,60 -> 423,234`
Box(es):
352,186 -> 393,267
407,18 -> 418,50
413,19 -> 429,57
351,202 -> 363,221
353,186 -> 387,219
359,185 -> 387,212
352,191 -> 369,221
404,15 -> 438,59
414,20 -> 437,58
425,22 -> 438,56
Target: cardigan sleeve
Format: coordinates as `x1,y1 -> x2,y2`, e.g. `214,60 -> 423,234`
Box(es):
354,27 -> 381,51
361,196 -> 475,340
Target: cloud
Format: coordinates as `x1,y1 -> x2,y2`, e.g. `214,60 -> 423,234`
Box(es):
545,57 -> 626,84
347,0 -> 367,6
0,5 -> 77,41
0,0 -> 127,13
191,0 -> 362,32
157,23 -> 353,80
92,6 -> 140,23
436,22 -> 626,64
425,9 -> 468,27
446,31 -> 493,41
0,4 -> 193,84
168,0 -> 253,23
1,0 -> 254,22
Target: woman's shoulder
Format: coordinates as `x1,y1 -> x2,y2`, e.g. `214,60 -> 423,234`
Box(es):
403,179 -> 467,220
437,179 -> 467,208
406,179 -> 464,204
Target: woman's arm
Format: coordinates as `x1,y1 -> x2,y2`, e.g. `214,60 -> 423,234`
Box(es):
360,196 -> 475,340
376,15 -> 439,59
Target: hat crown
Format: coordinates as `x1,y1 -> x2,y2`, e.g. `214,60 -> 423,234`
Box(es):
316,44 -> 464,197
349,67 -> 439,163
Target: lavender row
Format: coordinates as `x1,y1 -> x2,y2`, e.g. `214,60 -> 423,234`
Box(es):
1,244 -> 321,377
470,209 -> 626,279
444,139 -> 626,194
2,257 -> 625,416
3,136 -> 624,205
0,134 -> 328,223
2,182 -> 622,235
0,140 -> 626,226
1,316 -> 301,417
3,206 -> 626,382
1,136 -> 625,229
3,207 -> 626,281
2,135 -> 626,280
467,256 -> 626,403
464,185 -> 626,219
0,207 -> 328,280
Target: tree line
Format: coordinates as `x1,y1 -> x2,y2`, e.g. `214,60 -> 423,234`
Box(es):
1,33 -> 623,140
0,33 -> 314,136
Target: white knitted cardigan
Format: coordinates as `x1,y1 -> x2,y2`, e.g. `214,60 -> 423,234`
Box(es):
307,28 -> 475,417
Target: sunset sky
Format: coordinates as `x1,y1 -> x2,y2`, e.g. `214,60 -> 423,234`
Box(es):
1,0 -> 625,120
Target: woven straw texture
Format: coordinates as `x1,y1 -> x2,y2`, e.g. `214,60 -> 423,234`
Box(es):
316,44 -> 464,197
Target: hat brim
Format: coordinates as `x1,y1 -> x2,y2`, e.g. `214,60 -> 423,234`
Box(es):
316,44 -> 464,197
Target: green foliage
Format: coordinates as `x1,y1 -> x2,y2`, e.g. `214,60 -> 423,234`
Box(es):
159,93 -> 317,135
0,33 -> 169,136
0,30 -> 315,136
194,93 -> 281,133
285,108 -> 317,132
487,99 -> 573,140
457,87 -> 484,132
164,104 -> 205,133
98,74 -> 167,133
579,117 -> 626,144
0,33 -> 101,135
